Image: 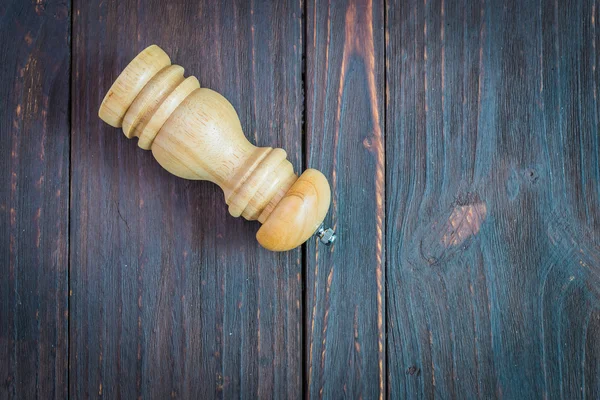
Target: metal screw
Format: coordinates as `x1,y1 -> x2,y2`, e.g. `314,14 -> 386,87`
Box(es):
315,224 -> 336,246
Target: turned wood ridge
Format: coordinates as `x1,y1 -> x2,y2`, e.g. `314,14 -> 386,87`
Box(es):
98,45 -> 335,251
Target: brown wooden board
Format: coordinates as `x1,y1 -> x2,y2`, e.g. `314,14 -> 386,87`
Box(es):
3,0 -> 600,397
70,0 -> 302,398
0,0 -> 70,398
305,0 -> 386,398
386,0 -> 600,398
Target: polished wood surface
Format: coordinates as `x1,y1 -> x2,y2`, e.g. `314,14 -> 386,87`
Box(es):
2,0 -> 600,398
99,45 -> 331,251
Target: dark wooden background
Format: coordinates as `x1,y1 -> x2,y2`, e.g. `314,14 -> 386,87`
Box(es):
1,0 -> 599,398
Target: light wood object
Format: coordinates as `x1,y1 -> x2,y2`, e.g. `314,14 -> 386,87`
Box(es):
98,45 -> 334,251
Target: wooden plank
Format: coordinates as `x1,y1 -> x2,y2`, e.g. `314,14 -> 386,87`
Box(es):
70,0 -> 302,397
386,0 -> 600,398
305,0 -> 386,398
0,1 -> 70,398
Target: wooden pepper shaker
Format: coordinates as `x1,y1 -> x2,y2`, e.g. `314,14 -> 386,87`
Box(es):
99,45 -> 335,251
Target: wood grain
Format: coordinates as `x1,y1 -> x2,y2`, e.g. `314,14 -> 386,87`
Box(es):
0,1 -> 70,398
305,0 -> 386,398
3,0 -> 600,397
70,0 -> 302,398
386,0 -> 600,398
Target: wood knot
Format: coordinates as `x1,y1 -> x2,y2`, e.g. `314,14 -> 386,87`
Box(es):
441,194 -> 487,247
414,192 -> 487,267
524,168 -> 539,183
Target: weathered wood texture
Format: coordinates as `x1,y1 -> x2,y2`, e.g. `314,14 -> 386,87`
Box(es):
70,0 -> 302,398
3,0 -> 600,398
0,0 -> 70,398
386,0 -> 600,399
305,0 -> 386,398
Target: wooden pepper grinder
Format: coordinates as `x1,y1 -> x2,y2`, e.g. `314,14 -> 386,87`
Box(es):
98,45 -> 335,251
